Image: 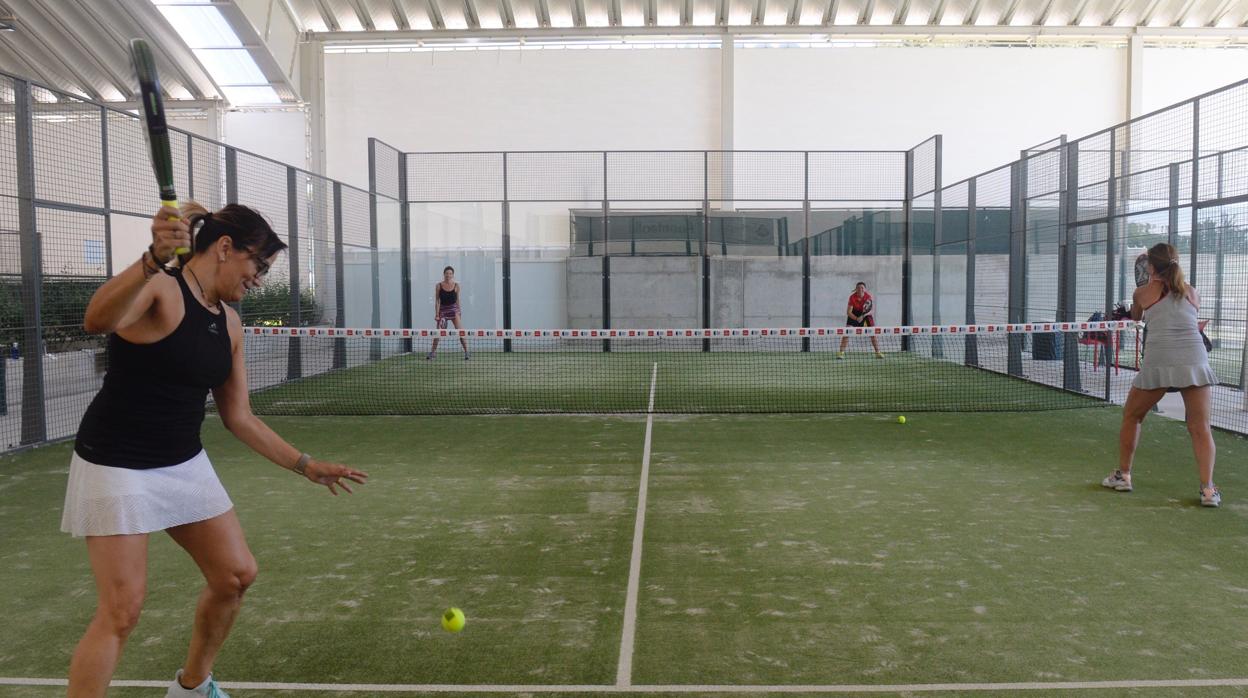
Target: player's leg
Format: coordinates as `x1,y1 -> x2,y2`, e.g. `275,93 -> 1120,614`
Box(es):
165,509 -> 257,690
67,534 -> 150,698
1107,386 -> 1166,491
1179,385 -> 1218,505
451,315 -> 469,358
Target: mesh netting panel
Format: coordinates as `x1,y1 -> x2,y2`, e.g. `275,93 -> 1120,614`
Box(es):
708,151 -> 804,201
607,151 -> 704,201
372,140 -> 401,200
240,325 -> 1120,416
406,152 -> 503,202
508,152 -> 604,201
32,90 -> 102,210
809,152 -> 905,201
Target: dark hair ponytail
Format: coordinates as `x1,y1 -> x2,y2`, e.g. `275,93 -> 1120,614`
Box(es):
1146,243 -> 1187,299
185,202 -> 286,259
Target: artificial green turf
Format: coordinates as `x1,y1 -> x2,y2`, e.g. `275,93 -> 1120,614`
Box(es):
0,410 -> 1245,697
248,350 -> 1096,416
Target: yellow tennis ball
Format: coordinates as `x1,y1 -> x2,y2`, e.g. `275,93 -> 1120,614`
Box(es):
897,415 -> 907,424
441,607 -> 465,633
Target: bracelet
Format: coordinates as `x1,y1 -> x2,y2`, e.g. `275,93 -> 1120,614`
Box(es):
140,251 -> 160,279
293,452 -> 311,475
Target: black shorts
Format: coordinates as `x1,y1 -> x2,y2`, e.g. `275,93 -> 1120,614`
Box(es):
846,316 -> 874,328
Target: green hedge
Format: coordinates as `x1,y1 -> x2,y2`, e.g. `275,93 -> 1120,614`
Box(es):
0,278 -> 323,353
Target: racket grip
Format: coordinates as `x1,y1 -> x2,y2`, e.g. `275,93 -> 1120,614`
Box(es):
163,199 -> 190,256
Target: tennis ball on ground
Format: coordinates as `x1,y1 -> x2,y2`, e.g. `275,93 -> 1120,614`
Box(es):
441,607 -> 465,632
897,415 -> 907,424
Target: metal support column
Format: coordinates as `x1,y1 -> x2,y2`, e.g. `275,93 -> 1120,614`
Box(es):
286,168 -> 302,380
332,182 -> 346,369
15,80 -> 46,444
1007,161 -> 1025,377
398,152 -> 412,354
965,179 -> 978,367
502,153 -> 512,352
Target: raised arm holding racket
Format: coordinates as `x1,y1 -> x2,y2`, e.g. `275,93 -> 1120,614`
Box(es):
63,40 -> 368,698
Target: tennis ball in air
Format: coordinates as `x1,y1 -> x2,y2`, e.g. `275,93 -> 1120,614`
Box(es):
441,607 -> 465,633
897,415 -> 907,424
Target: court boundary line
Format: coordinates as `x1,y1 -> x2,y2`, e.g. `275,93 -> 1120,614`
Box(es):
6,677 -> 1248,693
615,362 -> 658,687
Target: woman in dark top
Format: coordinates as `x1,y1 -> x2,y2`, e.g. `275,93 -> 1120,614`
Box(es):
63,204 -> 368,698
427,265 -> 470,360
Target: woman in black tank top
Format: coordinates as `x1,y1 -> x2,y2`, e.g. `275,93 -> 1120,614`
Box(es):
428,265 -> 470,359
64,203 -> 369,697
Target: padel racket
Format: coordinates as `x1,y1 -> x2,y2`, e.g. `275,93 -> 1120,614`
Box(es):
860,297 -> 873,325
130,39 -> 190,264
1133,252 -> 1150,288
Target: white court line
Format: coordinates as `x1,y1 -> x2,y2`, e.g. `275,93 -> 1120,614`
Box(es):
6,678 -> 1248,693
615,362 -> 659,688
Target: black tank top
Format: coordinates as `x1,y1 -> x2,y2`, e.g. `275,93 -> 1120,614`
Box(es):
74,272 -> 233,469
438,284 -> 458,305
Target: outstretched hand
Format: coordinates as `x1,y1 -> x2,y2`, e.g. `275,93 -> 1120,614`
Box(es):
302,459 -> 369,495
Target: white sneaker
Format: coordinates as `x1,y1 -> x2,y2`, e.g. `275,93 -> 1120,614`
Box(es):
1102,470 -> 1133,492
1201,486 -> 1222,508
166,670 -> 230,698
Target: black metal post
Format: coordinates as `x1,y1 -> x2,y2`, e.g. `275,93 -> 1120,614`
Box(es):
286,168 -> 302,381
1007,160 -> 1025,377
15,80 -> 46,445
902,150 -> 913,352
367,140 -> 382,361
398,152 -> 412,355
502,153 -> 512,352
332,182 -> 346,369
1061,141 -> 1082,392
965,178 -> 978,367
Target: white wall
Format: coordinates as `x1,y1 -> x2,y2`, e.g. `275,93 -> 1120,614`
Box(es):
222,109 -> 309,171
1141,47 -> 1248,113
324,48 -> 723,189
734,46 -> 1125,184
315,43 -> 1245,189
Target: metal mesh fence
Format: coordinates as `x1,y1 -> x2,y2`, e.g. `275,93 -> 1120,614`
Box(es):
0,73 -> 381,453
6,68 -> 1248,450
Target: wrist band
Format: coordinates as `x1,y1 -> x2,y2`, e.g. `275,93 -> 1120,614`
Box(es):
293,453 -> 311,475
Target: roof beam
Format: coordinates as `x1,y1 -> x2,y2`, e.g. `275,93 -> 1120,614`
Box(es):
1102,0 -> 1134,25
928,0 -> 950,24
576,0 -> 589,26
390,0 -> 411,28
752,0 -> 765,24
998,0 -> 1023,24
717,0 -> 729,24
311,0 -> 342,30
1171,0 -> 1201,25
683,0 -> 694,25
345,0 -> 376,29
464,0 -> 481,28
1207,0 -> 1238,26
538,0 -> 553,26
1138,0 -> 1166,24
822,0 -> 839,24
315,23 -> 1248,39
0,37 -> 58,89
19,0 -> 133,99
893,0 -> 912,24
610,0 -> 623,25
646,0 -> 657,25
6,3 -> 102,100
1034,0 -> 1057,25
858,0 -> 875,23
963,0 -> 985,24
113,0 -> 216,100
501,0 -> 516,27
788,0 -> 804,23
426,0 -> 446,28
1068,0 -> 1093,24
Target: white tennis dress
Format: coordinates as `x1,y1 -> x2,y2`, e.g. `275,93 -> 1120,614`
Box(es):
1133,290 -> 1217,391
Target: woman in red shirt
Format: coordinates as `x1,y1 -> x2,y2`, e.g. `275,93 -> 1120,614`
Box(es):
837,282 -> 883,359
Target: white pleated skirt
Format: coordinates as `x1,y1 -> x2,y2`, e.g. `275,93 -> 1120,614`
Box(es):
61,450 -> 234,537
